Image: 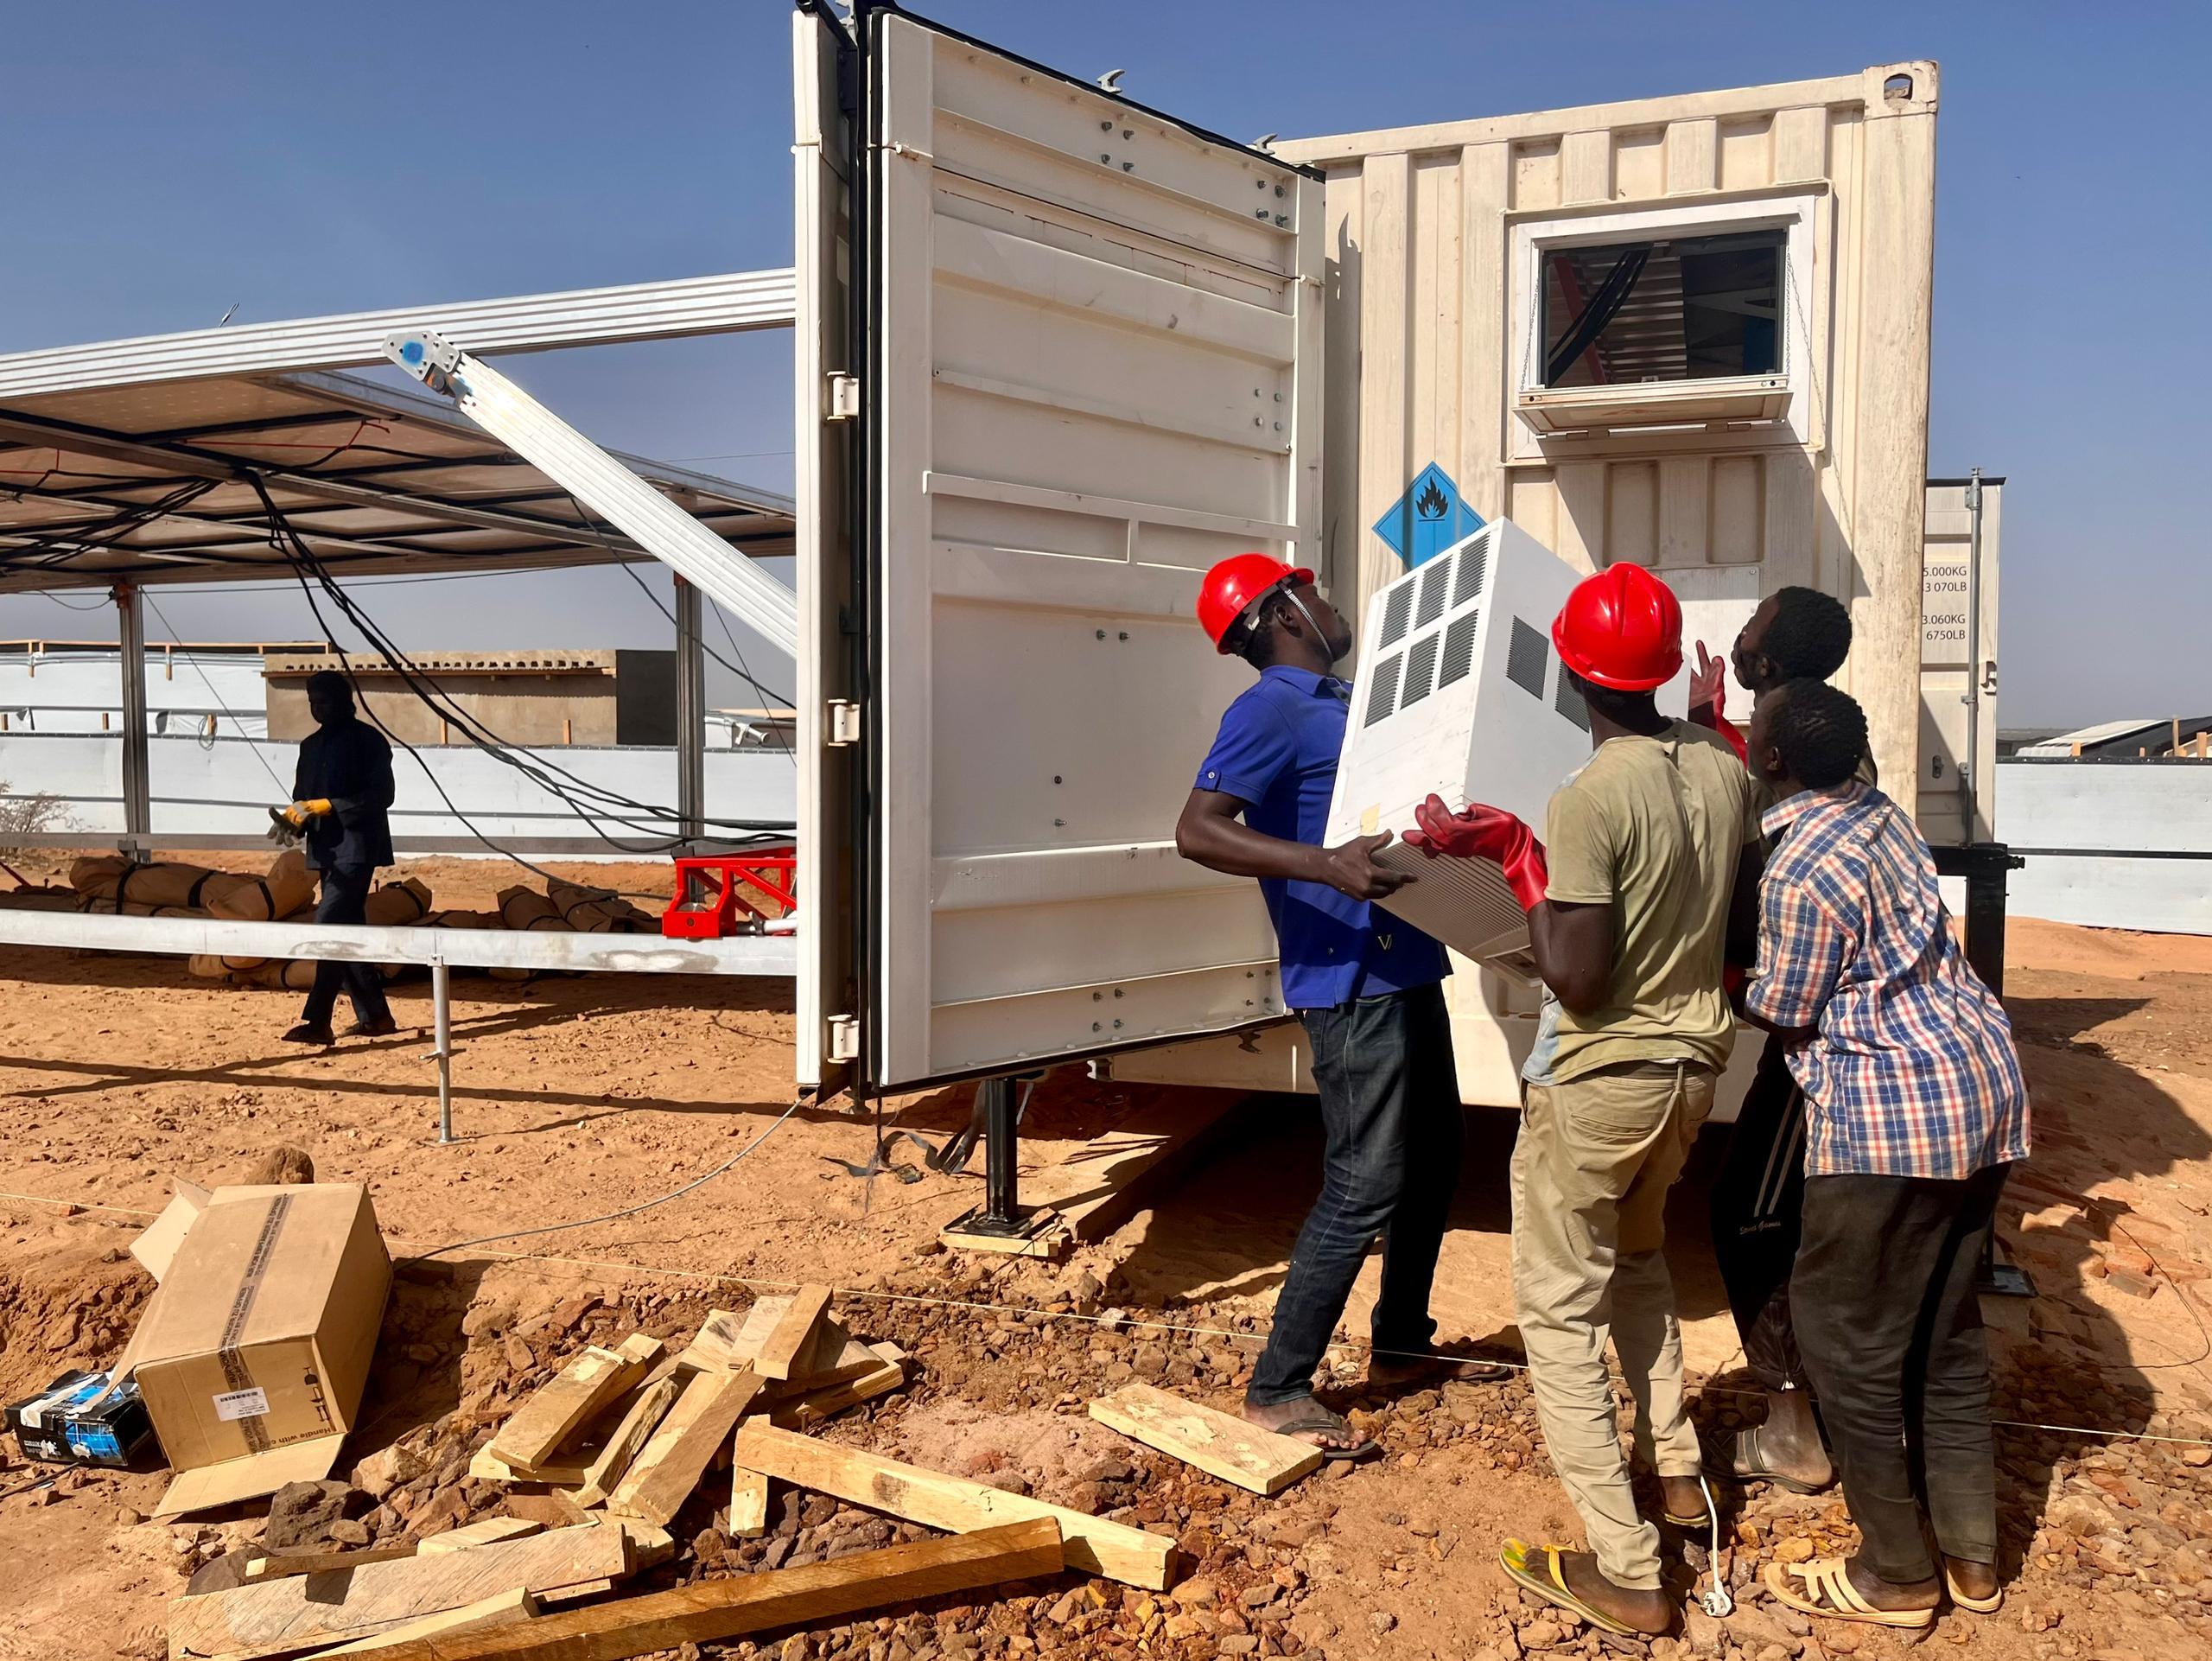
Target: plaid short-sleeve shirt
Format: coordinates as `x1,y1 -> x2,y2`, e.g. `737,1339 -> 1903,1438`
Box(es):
1745,783 -> 2030,1181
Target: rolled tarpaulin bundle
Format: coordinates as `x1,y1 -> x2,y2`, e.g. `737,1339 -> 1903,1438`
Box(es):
546,877 -> 657,934
426,907 -> 502,929
364,877 -> 433,926
71,858 -> 226,909
203,849 -> 315,922
497,885 -> 565,932
186,953 -> 232,980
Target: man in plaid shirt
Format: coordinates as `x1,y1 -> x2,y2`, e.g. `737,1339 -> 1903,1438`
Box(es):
1742,679 -> 2029,1630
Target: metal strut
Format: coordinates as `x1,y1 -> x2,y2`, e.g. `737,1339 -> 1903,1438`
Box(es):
383,330 -> 798,657
941,1075 -> 1056,1244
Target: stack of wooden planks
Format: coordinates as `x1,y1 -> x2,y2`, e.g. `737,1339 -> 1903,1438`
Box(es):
168,1292 -> 1294,1661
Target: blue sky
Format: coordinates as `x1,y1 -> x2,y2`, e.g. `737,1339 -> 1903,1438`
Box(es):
1,1 -> 2203,726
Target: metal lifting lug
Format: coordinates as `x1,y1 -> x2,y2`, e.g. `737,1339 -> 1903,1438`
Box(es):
826,372 -> 861,421
825,699 -> 861,747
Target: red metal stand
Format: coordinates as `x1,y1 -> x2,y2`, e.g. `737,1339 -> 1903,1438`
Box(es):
661,848 -> 797,939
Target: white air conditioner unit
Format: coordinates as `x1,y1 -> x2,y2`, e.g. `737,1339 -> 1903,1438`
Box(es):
1325,519 -> 1594,976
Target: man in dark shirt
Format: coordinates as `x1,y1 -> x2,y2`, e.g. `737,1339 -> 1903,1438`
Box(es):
279,670 -> 397,1044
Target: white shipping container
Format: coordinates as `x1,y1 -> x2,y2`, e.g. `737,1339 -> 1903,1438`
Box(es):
793,10 -> 1967,1108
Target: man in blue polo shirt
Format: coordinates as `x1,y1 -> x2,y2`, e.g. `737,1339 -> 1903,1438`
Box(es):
1176,553 -> 1480,1458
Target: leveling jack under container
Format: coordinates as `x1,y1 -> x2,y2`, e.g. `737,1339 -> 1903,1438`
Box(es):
940,1075 -> 1061,1251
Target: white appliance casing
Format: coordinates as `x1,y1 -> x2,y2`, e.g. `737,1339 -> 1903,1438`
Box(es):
1325,519 -> 1595,972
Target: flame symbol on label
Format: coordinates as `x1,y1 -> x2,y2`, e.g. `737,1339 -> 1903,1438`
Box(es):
1414,479 -> 1448,519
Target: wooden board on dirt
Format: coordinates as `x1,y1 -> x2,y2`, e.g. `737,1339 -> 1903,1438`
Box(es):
1024,1091 -> 1253,1241
167,1522 -> 628,1661
334,1519 -> 1063,1661
751,1286 -> 833,1382
488,1335 -> 663,1471
572,1374 -> 683,1508
317,1589 -> 540,1654
606,1369 -> 764,1527
766,1356 -> 903,1431
730,1422 -> 1175,1590
417,1518 -> 543,1556
728,1467 -> 770,1539
1088,1382 -> 1323,1495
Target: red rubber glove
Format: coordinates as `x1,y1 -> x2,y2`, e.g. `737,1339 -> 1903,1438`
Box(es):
1402,793 -> 1550,913
1687,641 -> 1749,766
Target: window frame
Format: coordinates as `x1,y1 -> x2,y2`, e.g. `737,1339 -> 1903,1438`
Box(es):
1506,190 -> 1826,459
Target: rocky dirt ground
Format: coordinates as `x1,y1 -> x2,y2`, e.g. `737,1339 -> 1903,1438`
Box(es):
0,896 -> 2208,1661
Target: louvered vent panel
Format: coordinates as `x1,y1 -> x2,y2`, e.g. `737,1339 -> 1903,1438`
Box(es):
1363,654 -> 1402,727
1415,557 -> 1452,629
1505,618 -> 1549,699
1379,582 -> 1414,650
1436,612 -> 1479,690
1400,632 -> 1441,710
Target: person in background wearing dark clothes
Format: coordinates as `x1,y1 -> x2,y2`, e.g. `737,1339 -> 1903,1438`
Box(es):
278,670 -> 398,1045
1742,680 -> 2028,1630
1688,586 -> 1865,1495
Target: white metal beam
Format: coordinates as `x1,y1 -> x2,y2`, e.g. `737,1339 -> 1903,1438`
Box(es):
0,270 -> 798,401
386,333 -> 800,657
0,907 -> 797,977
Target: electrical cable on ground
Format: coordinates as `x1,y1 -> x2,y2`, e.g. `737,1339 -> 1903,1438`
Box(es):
401,1095 -> 805,1263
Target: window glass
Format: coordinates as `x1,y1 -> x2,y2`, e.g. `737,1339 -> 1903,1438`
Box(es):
1540,229 -> 1784,388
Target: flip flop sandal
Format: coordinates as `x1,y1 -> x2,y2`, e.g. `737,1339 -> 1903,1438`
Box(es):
1265,1403 -> 1377,1462
1498,1540 -> 1639,1638
1729,1423 -> 1828,1495
1944,1564 -> 2003,1613
1763,1559 -> 1936,1629
1369,1353 -> 1513,1386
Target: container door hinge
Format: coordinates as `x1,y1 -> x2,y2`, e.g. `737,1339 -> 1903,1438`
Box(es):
826,372 -> 861,421
827,1015 -> 861,1063
825,699 -> 861,746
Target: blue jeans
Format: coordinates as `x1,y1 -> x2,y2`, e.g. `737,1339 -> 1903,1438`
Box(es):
1248,982 -> 1464,1407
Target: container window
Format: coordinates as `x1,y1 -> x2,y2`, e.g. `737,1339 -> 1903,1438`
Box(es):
1540,229 -> 1783,389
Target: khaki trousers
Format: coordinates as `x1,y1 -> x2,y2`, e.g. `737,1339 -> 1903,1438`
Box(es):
1513,1058 -> 1715,1589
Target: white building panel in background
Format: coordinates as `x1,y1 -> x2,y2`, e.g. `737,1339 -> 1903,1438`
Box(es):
2001,762 -> 2212,936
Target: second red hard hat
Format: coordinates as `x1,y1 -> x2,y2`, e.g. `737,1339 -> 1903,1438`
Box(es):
1552,563 -> 1684,691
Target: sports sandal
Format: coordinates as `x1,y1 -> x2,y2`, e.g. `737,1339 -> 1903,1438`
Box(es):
1261,1403 -> 1377,1462
1730,1422 -> 1828,1495
1944,1563 -> 2003,1614
1498,1541 -> 1638,1637
1763,1559 -> 1936,1628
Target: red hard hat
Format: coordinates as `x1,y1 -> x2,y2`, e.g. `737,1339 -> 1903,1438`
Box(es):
1197,553 -> 1314,653
1551,563 -> 1684,691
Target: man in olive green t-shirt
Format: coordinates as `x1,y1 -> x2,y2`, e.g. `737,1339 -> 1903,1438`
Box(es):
1409,565 -> 1760,1636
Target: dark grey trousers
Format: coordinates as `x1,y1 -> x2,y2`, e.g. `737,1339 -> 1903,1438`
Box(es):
1792,1161 -> 2012,1582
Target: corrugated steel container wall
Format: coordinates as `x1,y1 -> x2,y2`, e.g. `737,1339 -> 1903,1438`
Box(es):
1277,61 -> 1940,810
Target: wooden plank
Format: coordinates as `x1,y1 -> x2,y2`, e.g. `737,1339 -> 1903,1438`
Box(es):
501,1493 -> 592,1531
572,1374 -> 682,1508
471,1447 -> 594,1486
751,1286 -> 832,1383
166,1523 -> 629,1661
766,1359 -> 904,1431
317,1590 -> 539,1655
1087,1383 -> 1323,1496
489,1335 -> 664,1471
344,1519 -> 1064,1661
1020,1090 -> 1253,1243
240,1544 -> 418,1581
728,1467 -> 770,1539
417,1518 -> 543,1556
682,1299 -> 880,1395
730,1422 -> 1175,1591
606,1370 -> 765,1527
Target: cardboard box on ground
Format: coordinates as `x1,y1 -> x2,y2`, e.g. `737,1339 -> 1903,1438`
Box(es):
105,1179 -> 391,1515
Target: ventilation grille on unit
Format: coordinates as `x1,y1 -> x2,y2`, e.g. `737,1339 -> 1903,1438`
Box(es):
1361,538 -> 1488,729
1504,618 -> 1549,699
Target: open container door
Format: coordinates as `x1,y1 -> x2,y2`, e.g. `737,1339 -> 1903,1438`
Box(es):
856,4 -> 1324,1091
793,2 -> 858,1091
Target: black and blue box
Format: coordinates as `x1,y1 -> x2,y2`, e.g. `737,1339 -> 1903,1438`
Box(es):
3,1370 -> 156,1468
